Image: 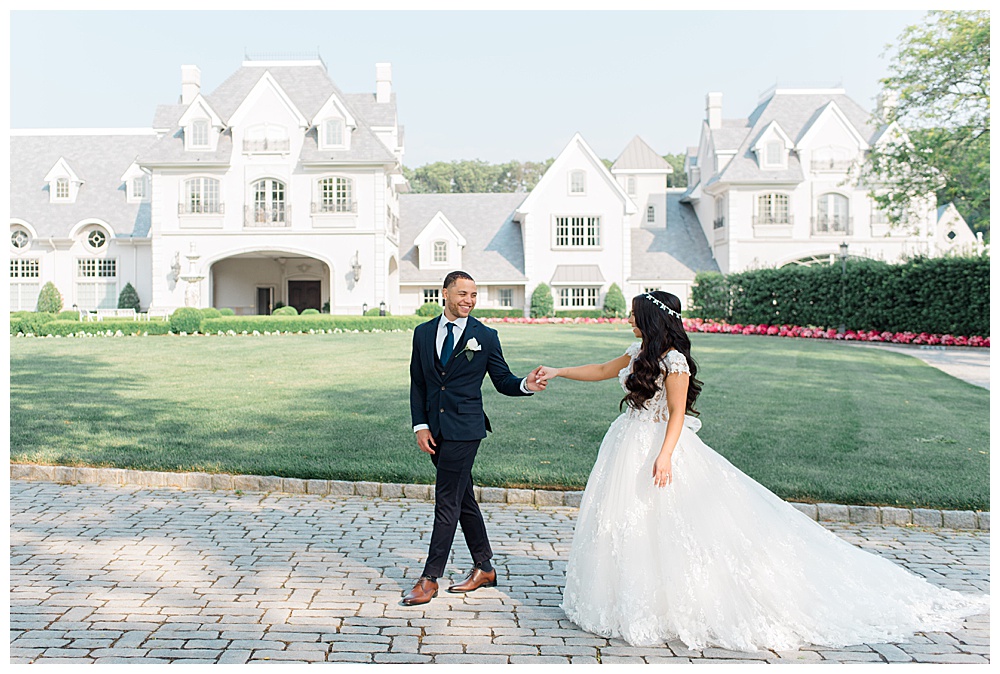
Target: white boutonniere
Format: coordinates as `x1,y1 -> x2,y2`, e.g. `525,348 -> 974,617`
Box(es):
457,337 -> 482,361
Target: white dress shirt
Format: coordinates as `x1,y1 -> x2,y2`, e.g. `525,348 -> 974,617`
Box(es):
413,314 -> 530,433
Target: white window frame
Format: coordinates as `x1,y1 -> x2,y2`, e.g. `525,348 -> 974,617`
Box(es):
322,118 -> 345,148
9,258 -> 41,311
816,192 -> 851,233
558,287 -> 599,309
646,205 -> 655,224
626,176 -> 636,196
316,176 -> 354,213
182,177 -> 222,215
569,171 -> 586,195
422,288 -> 442,306
130,176 -> 148,201
497,288 -> 513,308
433,240 -> 448,264
252,178 -> 287,224
75,257 -> 118,311
763,140 -> 784,168
55,177 -> 71,200
553,216 -> 601,249
10,227 -> 31,250
189,119 -> 210,148
757,193 -> 790,224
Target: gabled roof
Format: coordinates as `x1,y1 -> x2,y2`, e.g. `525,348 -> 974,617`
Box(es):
711,89 -> 877,186
795,100 -> 869,150
11,132 -> 158,238
43,157 -> 81,183
399,193 -> 528,284
611,136 -> 673,173
413,211 -> 467,248
630,192 -> 720,281
226,71 -> 310,128
517,133 -> 636,216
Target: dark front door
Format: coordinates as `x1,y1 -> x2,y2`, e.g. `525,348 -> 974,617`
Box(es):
256,287 -> 273,315
287,281 -> 321,312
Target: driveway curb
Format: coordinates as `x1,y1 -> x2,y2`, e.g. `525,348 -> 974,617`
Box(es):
9,463 -> 989,530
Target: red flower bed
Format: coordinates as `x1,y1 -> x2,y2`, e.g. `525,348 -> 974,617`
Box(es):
479,316 -> 989,348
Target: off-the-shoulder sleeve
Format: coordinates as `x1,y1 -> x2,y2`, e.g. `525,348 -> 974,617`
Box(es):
664,350 -> 691,376
625,341 -> 642,358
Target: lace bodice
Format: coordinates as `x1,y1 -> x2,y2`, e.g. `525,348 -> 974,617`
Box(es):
618,340 -> 691,423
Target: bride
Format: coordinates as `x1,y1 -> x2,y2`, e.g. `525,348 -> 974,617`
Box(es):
534,291 -> 988,652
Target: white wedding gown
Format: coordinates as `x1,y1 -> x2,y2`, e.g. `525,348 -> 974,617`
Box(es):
561,341 -> 989,651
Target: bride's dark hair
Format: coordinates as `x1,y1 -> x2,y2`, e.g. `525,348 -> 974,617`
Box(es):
622,291 -> 703,416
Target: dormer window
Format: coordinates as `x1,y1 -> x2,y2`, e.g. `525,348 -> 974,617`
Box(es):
322,118 -> 345,148
190,119 -> 210,148
764,141 -> 783,167
55,178 -> 70,200
569,171 -> 586,194
433,240 -> 448,263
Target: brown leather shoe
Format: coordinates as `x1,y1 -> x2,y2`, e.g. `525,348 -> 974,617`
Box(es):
447,567 -> 497,593
401,577 -> 438,606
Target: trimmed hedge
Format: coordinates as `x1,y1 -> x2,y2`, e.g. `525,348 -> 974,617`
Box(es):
301,308 -> 320,315
689,271 -> 731,321
170,307 -> 204,334
470,308 -> 523,318
219,308 -> 235,316
416,302 -> 443,317
694,256 -> 989,336
202,314 -> 426,333
554,309 -> 603,318
57,310 -> 80,321
200,307 -> 222,319
28,320 -> 172,337
10,312 -> 56,335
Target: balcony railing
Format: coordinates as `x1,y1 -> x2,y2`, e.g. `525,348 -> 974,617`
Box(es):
311,201 -> 357,214
752,215 -> 794,225
871,211 -> 891,225
243,138 -> 290,153
812,216 -> 853,235
713,217 -> 726,229
245,204 -> 291,227
178,201 -> 225,215
810,159 -> 854,172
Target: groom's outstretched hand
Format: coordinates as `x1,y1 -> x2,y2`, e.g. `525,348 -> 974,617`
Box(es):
525,366 -> 547,392
415,429 -> 437,455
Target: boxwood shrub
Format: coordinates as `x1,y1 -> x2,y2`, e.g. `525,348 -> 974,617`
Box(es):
57,310 -> 80,321
416,302 -> 443,317
555,309 -> 603,318
202,314 -> 426,333
219,307 -> 235,316
32,320 -> 172,337
470,308 -> 523,318
170,307 -> 204,334
9,312 -> 57,335
273,306 -> 298,316
200,307 -> 222,319
301,308 -> 320,315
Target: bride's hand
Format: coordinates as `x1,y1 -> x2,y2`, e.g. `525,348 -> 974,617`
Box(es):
534,366 -> 560,385
653,452 -> 673,487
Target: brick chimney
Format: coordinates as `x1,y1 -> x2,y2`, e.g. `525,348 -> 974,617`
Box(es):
181,65 -> 201,105
376,63 -> 392,104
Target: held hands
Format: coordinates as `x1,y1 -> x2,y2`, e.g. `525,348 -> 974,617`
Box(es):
533,366 -> 560,386
653,452 -> 673,487
525,366 -> 548,392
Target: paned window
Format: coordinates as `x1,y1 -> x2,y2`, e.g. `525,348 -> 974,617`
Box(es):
55,178 -> 70,199
423,288 -> 442,306
9,259 -> 40,311
627,176 -> 636,196
323,118 -> 345,146
765,140 -> 783,166
757,194 -> 790,224
646,205 -> 655,223
190,119 -> 210,147
253,179 -> 287,224
183,178 -> 222,214
554,216 -> 601,248
558,287 -> 598,308
643,287 -> 660,294
570,171 -> 586,194
87,230 -> 107,250
498,288 -> 513,307
76,258 -> 118,310
433,241 -> 448,263
317,177 -> 353,213
816,193 -> 850,232
132,177 -> 147,199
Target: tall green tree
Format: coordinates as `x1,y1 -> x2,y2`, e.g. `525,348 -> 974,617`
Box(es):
662,153 -> 689,188
862,11 -> 989,236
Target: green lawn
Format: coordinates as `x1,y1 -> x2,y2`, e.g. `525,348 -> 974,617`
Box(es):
9,325 -> 989,510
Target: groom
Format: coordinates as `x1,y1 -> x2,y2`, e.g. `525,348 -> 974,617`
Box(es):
403,270 -> 546,606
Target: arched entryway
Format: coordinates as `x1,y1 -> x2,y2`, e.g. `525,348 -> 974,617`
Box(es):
210,250 -> 331,315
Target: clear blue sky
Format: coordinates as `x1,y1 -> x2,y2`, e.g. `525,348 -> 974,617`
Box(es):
9,9 -> 927,166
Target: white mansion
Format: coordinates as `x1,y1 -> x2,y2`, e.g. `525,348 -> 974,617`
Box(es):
9,58 -> 978,315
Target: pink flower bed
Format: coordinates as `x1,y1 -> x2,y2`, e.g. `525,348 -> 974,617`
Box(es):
480,316 -> 989,347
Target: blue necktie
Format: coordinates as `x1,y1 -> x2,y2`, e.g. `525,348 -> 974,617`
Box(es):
441,322 -> 456,363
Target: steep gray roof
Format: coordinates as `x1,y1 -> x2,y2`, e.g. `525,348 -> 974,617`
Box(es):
630,192 -> 719,281
713,91 -> 876,185
140,64 -> 398,166
399,193 -> 528,284
612,136 -> 673,172
10,132 -> 158,238
710,121 -> 751,152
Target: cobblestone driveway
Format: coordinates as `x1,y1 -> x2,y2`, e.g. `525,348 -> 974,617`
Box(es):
10,480 -> 990,664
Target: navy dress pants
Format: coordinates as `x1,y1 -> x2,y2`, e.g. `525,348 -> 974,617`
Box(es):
422,436 -> 492,578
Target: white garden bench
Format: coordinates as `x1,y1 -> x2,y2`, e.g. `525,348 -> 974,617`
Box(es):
96,308 -> 137,321
144,309 -> 170,321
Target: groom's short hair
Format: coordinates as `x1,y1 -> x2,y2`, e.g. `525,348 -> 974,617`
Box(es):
443,271 -> 475,289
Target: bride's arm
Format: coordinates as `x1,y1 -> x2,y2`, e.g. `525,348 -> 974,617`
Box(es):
535,354 -> 631,383
652,372 -> 690,487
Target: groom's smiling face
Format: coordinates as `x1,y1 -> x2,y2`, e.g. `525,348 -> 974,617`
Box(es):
443,278 -> 477,320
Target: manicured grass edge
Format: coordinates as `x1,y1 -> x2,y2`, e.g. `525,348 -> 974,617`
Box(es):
10,463 -> 990,530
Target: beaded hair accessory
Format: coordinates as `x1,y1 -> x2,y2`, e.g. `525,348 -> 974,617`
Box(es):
644,293 -> 682,319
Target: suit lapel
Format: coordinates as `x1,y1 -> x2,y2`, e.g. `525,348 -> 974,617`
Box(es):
444,317 -> 478,375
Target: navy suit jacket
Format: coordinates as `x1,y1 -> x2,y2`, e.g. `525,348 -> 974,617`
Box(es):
409,315 -> 531,441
